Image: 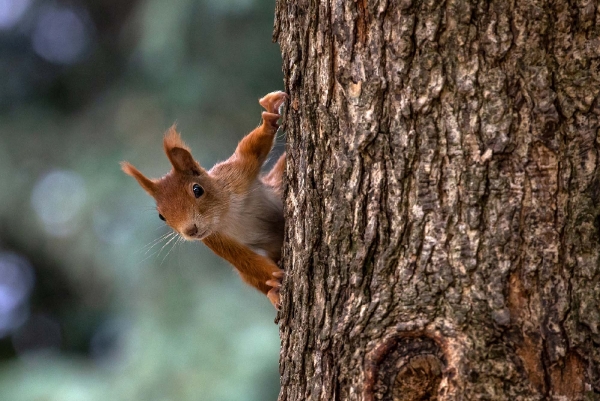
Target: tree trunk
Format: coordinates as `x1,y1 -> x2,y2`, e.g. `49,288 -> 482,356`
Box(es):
274,0 -> 600,400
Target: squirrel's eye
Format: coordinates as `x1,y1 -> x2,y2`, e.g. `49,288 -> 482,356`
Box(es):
192,184 -> 204,198
158,214 -> 166,221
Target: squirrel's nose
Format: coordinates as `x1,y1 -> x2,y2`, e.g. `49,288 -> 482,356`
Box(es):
185,224 -> 198,237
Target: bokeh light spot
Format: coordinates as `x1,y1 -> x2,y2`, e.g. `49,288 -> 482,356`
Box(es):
31,6 -> 91,65
0,252 -> 34,338
0,0 -> 31,30
31,169 -> 87,237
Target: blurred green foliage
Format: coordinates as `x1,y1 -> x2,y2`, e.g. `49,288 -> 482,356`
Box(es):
0,0 -> 283,400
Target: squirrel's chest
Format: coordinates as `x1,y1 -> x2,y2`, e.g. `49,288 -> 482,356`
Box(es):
222,182 -> 284,261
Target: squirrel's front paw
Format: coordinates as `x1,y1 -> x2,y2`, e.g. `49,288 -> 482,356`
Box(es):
259,91 -> 287,115
266,270 -> 285,310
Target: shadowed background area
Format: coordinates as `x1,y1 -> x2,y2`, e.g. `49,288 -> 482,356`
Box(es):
0,0 -> 283,400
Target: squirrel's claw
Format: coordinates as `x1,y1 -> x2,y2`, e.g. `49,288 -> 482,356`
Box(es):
266,270 -> 285,310
271,270 -> 285,280
259,91 -> 287,115
267,288 -> 281,310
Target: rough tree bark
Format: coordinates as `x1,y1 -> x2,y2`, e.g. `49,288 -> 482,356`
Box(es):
274,0 -> 600,400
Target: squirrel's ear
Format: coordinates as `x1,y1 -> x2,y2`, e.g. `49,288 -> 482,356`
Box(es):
163,125 -> 204,175
121,162 -> 157,196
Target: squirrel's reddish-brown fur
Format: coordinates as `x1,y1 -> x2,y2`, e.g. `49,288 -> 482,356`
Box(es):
122,91 -> 287,308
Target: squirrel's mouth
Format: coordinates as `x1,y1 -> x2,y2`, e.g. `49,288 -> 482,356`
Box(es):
188,229 -> 210,241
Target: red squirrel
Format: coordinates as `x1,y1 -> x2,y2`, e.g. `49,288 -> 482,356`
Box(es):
122,91 -> 287,308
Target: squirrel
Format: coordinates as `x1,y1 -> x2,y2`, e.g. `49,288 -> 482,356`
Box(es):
122,91 -> 287,309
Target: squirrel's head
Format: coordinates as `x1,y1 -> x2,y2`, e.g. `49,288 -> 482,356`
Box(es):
122,126 -> 227,240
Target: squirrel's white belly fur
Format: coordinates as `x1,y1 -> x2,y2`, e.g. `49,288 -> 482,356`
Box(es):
222,179 -> 284,261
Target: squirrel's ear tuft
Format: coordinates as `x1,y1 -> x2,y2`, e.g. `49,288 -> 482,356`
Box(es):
163,125 -> 190,153
163,125 -> 204,175
121,162 -> 157,196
